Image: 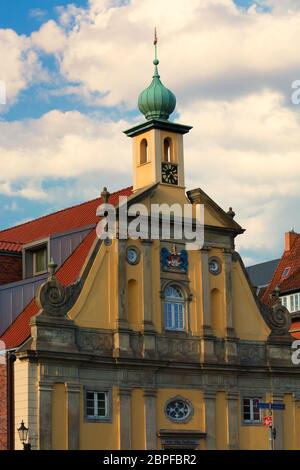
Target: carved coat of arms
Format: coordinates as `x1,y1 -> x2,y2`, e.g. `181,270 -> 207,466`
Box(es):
160,245 -> 188,273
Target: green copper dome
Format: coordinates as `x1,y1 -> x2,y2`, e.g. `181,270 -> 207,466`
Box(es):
138,53 -> 176,121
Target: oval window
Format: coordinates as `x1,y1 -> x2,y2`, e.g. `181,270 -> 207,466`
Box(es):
165,397 -> 193,423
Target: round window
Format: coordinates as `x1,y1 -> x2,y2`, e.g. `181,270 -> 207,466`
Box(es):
209,257 -> 221,275
165,397 -> 193,423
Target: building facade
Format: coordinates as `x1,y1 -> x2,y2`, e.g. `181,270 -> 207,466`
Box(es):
1,46 -> 300,451
261,230 -> 300,340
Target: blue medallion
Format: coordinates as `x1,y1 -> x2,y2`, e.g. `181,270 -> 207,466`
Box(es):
160,245 -> 188,273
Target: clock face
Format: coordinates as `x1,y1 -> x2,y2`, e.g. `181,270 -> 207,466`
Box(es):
161,163 -> 178,185
209,257 -> 221,275
126,247 -> 139,265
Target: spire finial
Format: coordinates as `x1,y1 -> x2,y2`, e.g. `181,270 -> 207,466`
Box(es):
153,27 -> 159,77
137,29 -> 176,121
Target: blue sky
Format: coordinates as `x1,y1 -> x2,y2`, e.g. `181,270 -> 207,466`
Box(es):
0,0 -> 299,265
0,0 -> 89,35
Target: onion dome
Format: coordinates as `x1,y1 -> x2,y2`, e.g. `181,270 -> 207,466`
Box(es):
138,31 -> 176,121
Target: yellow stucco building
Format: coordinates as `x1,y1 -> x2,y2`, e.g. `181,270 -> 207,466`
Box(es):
2,42 -> 300,451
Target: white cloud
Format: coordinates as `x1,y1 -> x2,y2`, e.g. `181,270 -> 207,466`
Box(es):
254,0 -> 300,13
29,8 -> 48,20
181,90 -> 300,262
1,87 -> 300,264
0,110 -> 131,201
35,0 -> 300,109
0,29 -> 46,106
31,20 -> 67,54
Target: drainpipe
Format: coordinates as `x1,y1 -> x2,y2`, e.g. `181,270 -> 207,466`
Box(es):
6,350 -> 16,450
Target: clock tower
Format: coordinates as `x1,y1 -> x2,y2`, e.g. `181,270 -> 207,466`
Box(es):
124,33 -> 192,192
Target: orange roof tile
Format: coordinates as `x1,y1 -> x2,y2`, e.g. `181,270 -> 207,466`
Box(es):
0,186 -> 132,245
0,241 -> 22,253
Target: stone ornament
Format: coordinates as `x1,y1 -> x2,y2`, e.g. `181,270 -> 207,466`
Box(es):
36,259 -> 82,318
268,301 -> 291,337
259,298 -> 291,338
161,245 -> 188,273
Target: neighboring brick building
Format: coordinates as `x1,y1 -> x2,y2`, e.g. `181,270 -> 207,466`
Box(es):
262,231 -> 300,339
0,242 -> 22,285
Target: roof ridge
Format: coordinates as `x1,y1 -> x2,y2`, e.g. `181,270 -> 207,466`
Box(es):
0,185 -> 133,239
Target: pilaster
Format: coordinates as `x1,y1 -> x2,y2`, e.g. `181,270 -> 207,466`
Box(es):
118,388 -> 132,450
38,382 -> 53,450
144,389 -> 157,450
204,390 -> 216,449
66,383 -> 81,450
227,391 -> 239,450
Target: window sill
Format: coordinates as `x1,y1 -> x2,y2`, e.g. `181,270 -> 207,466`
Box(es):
242,421 -> 262,426
85,416 -> 112,423
33,269 -> 48,276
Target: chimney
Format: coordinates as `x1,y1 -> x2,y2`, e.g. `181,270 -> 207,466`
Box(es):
285,230 -> 298,252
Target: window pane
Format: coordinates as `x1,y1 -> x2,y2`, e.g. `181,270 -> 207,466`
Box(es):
174,304 -> 179,329
35,248 -> 46,273
252,399 -> 259,411
178,304 -> 184,329
164,303 -> 173,329
295,294 -> 299,311
86,407 -> 95,416
243,398 -> 261,422
291,295 -> 295,312
243,398 -> 251,420
165,285 -> 183,299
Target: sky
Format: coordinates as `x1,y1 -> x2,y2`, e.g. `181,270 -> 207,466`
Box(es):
0,0 -> 300,266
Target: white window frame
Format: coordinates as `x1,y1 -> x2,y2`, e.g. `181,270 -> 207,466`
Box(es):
242,397 -> 261,424
280,293 -> 300,313
163,285 -> 186,332
85,389 -> 110,422
22,238 -> 49,279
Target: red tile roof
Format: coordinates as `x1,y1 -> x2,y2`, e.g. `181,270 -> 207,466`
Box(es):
0,186 -> 132,246
1,229 -> 96,349
0,186 -> 133,349
262,232 -> 300,306
0,241 -> 22,253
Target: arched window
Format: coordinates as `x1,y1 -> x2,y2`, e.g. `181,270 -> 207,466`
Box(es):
164,285 -> 185,331
140,139 -> 148,164
163,138 -> 172,162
